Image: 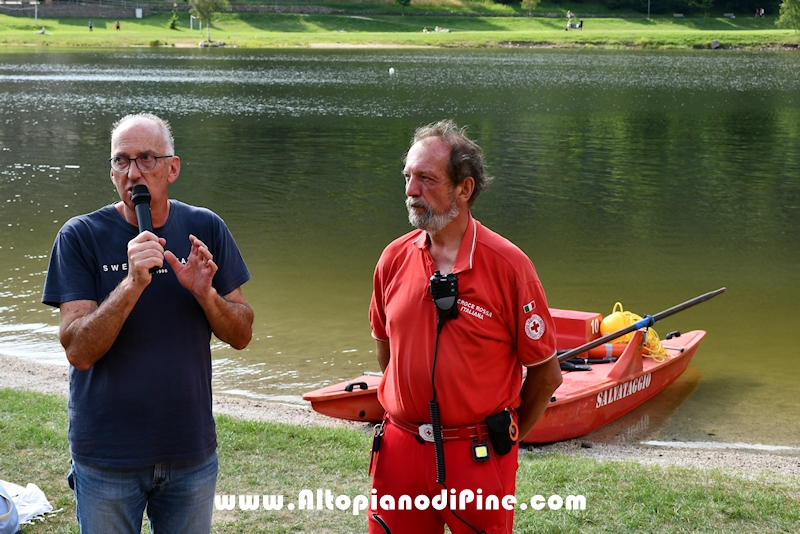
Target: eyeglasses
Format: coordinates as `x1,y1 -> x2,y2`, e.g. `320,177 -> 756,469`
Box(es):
109,154 -> 173,173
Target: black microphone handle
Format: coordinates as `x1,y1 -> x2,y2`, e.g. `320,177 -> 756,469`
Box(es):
131,185 -> 158,273
131,184 -> 153,234
134,201 -> 153,234
134,202 -> 158,273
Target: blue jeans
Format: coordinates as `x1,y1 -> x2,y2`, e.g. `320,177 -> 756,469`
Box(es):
68,452 -> 218,534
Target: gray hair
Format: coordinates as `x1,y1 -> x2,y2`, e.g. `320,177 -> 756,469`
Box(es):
410,119 -> 493,206
111,113 -> 175,154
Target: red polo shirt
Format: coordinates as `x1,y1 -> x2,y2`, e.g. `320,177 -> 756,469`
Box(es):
370,215 -> 557,427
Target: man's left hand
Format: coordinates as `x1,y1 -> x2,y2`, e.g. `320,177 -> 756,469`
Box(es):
165,234 -> 217,299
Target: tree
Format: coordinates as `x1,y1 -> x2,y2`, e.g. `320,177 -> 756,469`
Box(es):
687,0 -> 713,16
776,0 -> 800,30
521,0 -> 540,15
189,0 -> 230,43
396,0 -> 411,16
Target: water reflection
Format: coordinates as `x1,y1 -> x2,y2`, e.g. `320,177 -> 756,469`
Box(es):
1,48 -> 799,446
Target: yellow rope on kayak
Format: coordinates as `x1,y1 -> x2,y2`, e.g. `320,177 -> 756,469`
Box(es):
601,302 -> 671,362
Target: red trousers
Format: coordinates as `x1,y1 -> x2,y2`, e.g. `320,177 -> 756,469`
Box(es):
368,418 -> 519,534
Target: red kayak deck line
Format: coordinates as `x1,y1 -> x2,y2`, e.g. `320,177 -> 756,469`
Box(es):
302,328 -> 705,444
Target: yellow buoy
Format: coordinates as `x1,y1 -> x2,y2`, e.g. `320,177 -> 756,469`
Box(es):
600,302 -> 671,361
600,302 -> 641,343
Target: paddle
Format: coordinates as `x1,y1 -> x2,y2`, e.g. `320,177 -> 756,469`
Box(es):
556,287 -> 726,363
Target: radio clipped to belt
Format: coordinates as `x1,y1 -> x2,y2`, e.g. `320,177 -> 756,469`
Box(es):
485,410 -> 519,456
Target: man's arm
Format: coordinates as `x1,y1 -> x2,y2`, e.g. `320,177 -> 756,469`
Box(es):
194,286 -> 254,350
165,234 -> 253,350
61,280 -> 252,373
376,339 -> 390,372
59,291 -> 141,371
58,231 -> 163,371
516,356 -> 563,438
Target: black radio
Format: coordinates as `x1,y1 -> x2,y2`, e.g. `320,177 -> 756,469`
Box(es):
429,270 -> 459,323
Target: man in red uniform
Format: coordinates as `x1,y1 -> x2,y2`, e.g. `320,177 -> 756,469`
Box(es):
368,120 -> 563,533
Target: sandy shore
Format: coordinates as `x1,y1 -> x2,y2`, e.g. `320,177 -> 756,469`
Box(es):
308,43 -> 433,49
3,353 -> 799,479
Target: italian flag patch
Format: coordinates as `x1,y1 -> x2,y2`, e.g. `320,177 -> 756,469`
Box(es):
523,301 -> 536,313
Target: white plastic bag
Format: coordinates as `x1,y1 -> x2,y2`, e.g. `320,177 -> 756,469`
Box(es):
0,481 -> 52,525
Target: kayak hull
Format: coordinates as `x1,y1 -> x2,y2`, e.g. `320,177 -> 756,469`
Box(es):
525,329 -> 704,443
302,374 -> 384,423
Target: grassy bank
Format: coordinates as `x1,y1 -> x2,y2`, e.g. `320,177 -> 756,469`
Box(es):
2,388 -> 800,532
1,9 -> 798,49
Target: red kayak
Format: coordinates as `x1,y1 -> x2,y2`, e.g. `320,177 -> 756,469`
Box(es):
525,327 -> 704,443
302,308 -> 705,444
302,373 -> 385,423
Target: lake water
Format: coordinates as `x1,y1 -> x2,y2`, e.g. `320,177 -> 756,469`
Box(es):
1,47 -> 799,449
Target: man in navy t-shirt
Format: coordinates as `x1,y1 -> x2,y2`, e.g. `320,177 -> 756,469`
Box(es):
42,113 -> 254,534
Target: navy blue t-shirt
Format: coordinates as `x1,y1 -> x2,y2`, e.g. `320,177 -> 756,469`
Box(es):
42,200 -> 251,467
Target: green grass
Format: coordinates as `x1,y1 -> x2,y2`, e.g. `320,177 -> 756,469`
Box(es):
3,387 -> 800,533
1,9 -> 798,49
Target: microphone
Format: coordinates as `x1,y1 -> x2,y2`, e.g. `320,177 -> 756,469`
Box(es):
131,185 -> 153,234
131,185 -> 159,273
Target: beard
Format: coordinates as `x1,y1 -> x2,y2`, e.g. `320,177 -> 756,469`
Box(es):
406,190 -> 460,235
